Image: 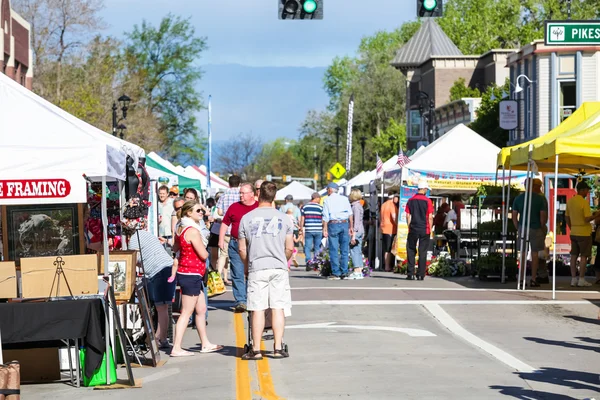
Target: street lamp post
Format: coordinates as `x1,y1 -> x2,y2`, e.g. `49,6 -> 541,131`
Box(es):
359,136 -> 366,171
428,99 -> 435,143
112,94 -> 131,139
417,91 -> 434,144
514,75 -> 535,139
335,127 -> 342,162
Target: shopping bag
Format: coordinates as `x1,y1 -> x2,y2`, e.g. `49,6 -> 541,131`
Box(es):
206,270 -> 226,298
79,348 -> 117,387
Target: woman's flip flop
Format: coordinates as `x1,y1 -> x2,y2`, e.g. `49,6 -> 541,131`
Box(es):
170,350 -> 195,357
200,345 -> 224,353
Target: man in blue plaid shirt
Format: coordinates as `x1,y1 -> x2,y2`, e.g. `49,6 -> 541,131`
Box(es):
217,175 -> 242,217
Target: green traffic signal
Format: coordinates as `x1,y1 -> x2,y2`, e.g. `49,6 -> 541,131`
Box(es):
423,0 -> 437,11
303,0 -> 317,13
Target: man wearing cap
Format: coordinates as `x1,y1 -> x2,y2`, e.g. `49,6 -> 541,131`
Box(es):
405,180 -> 434,280
300,192 -> 323,266
380,193 -> 399,272
512,178 -> 548,287
322,182 -> 353,279
566,180 -> 600,287
280,194 -> 301,221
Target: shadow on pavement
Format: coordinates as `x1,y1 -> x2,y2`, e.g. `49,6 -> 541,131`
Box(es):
290,275 -> 327,280
524,336 -> 600,354
491,367 -> 600,398
564,315 -> 600,326
185,345 -> 240,358
489,385 -> 576,399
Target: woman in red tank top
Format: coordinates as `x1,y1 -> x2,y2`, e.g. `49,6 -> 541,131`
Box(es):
171,200 -> 223,357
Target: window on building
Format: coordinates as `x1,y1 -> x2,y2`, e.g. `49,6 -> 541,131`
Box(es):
409,110 -> 421,138
559,81 -> 576,122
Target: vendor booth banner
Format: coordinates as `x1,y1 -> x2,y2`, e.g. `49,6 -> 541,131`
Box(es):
396,185 -> 419,259
405,169 -> 516,190
0,176 -> 87,205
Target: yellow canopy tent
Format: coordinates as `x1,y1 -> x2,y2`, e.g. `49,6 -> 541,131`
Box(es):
497,102 -> 600,170
495,102 -> 600,299
531,121 -> 600,174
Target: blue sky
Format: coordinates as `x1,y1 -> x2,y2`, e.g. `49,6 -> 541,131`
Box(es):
99,0 -> 414,145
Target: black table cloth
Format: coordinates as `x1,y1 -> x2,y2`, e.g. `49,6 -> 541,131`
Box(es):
0,299 -> 105,379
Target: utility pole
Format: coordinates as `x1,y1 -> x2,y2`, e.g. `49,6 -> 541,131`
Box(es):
335,127 -> 341,162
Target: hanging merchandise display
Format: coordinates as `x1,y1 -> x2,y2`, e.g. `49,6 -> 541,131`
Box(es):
85,182 -> 122,252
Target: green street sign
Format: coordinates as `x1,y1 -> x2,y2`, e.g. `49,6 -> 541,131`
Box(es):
545,20 -> 600,46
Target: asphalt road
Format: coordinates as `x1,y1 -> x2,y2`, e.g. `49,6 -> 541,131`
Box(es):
20,269 -> 600,400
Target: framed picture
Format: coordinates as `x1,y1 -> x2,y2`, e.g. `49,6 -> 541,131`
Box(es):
99,251 -> 137,302
5,203 -> 79,265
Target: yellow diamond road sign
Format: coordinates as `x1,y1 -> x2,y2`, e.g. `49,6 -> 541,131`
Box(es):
329,162 -> 346,179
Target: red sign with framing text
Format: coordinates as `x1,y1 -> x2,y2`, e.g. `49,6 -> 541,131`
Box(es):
0,179 -> 72,199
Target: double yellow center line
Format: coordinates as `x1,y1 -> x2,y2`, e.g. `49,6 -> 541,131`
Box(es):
234,312 -> 283,400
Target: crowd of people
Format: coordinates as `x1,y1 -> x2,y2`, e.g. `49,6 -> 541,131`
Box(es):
124,175 -> 397,358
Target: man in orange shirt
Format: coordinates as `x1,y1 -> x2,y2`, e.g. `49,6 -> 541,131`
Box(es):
380,194 -> 398,272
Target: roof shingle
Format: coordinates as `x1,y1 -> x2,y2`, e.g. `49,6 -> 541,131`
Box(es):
391,18 -> 463,68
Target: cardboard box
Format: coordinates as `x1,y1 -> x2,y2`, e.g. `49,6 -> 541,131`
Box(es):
0,261 -> 17,298
2,348 -> 61,382
20,255 -> 98,298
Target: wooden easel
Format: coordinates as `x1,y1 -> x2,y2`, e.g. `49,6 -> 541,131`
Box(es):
105,283 -> 135,386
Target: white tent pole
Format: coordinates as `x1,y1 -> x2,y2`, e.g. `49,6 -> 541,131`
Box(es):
552,155 -> 559,300
517,154 -> 532,290
522,154 -> 535,291
119,180 -> 127,250
501,165 -> 506,284
101,176 -> 116,373
101,176 -> 112,384
504,166 -> 513,283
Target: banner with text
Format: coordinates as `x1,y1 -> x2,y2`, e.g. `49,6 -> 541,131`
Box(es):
0,175 -> 87,205
404,169 -> 524,190
396,185 -> 419,260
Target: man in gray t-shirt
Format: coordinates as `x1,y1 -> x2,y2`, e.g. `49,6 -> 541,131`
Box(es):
238,181 -> 294,360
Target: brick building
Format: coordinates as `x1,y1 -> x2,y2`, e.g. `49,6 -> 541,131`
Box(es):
1,0 -> 32,88
391,19 -> 514,150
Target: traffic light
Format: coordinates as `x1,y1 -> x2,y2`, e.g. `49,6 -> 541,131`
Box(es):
417,0 -> 443,17
279,0 -> 323,20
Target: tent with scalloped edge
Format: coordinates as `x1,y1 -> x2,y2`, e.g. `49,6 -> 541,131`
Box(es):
497,101 -> 600,170
145,152 -> 202,192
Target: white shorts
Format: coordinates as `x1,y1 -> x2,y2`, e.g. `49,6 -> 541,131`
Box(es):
247,269 -> 291,311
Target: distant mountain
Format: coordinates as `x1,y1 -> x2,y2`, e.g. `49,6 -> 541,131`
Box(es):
197,64 -> 329,143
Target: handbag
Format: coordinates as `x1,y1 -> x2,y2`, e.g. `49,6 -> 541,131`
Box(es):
206,270 -> 226,298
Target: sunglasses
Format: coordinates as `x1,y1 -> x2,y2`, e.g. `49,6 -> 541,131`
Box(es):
175,206 -> 182,211
169,193 -> 177,196
195,208 -> 203,213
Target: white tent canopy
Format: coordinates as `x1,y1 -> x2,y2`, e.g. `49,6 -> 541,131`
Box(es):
382,124 -> 525,193
404,124 -> 499,174
0,72 -> 127,205
276,181 -> 316,201
183,166 -> 229,192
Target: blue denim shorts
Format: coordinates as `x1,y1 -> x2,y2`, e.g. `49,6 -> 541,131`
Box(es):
147,267 -> 176,305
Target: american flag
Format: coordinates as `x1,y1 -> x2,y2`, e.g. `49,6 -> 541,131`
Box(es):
376,153 -> 383,177
396,148 -> 411,168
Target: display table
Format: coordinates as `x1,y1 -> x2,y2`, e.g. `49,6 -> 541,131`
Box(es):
0,298 -> 105,384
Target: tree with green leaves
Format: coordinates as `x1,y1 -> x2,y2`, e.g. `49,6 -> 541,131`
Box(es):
438,0 -> 599,54
123,14 -> 208,164
449,78 -> 481,102
469,81 -> 511,148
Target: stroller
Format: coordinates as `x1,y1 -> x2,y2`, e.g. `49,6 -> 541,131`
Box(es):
243,309 -> 289,357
